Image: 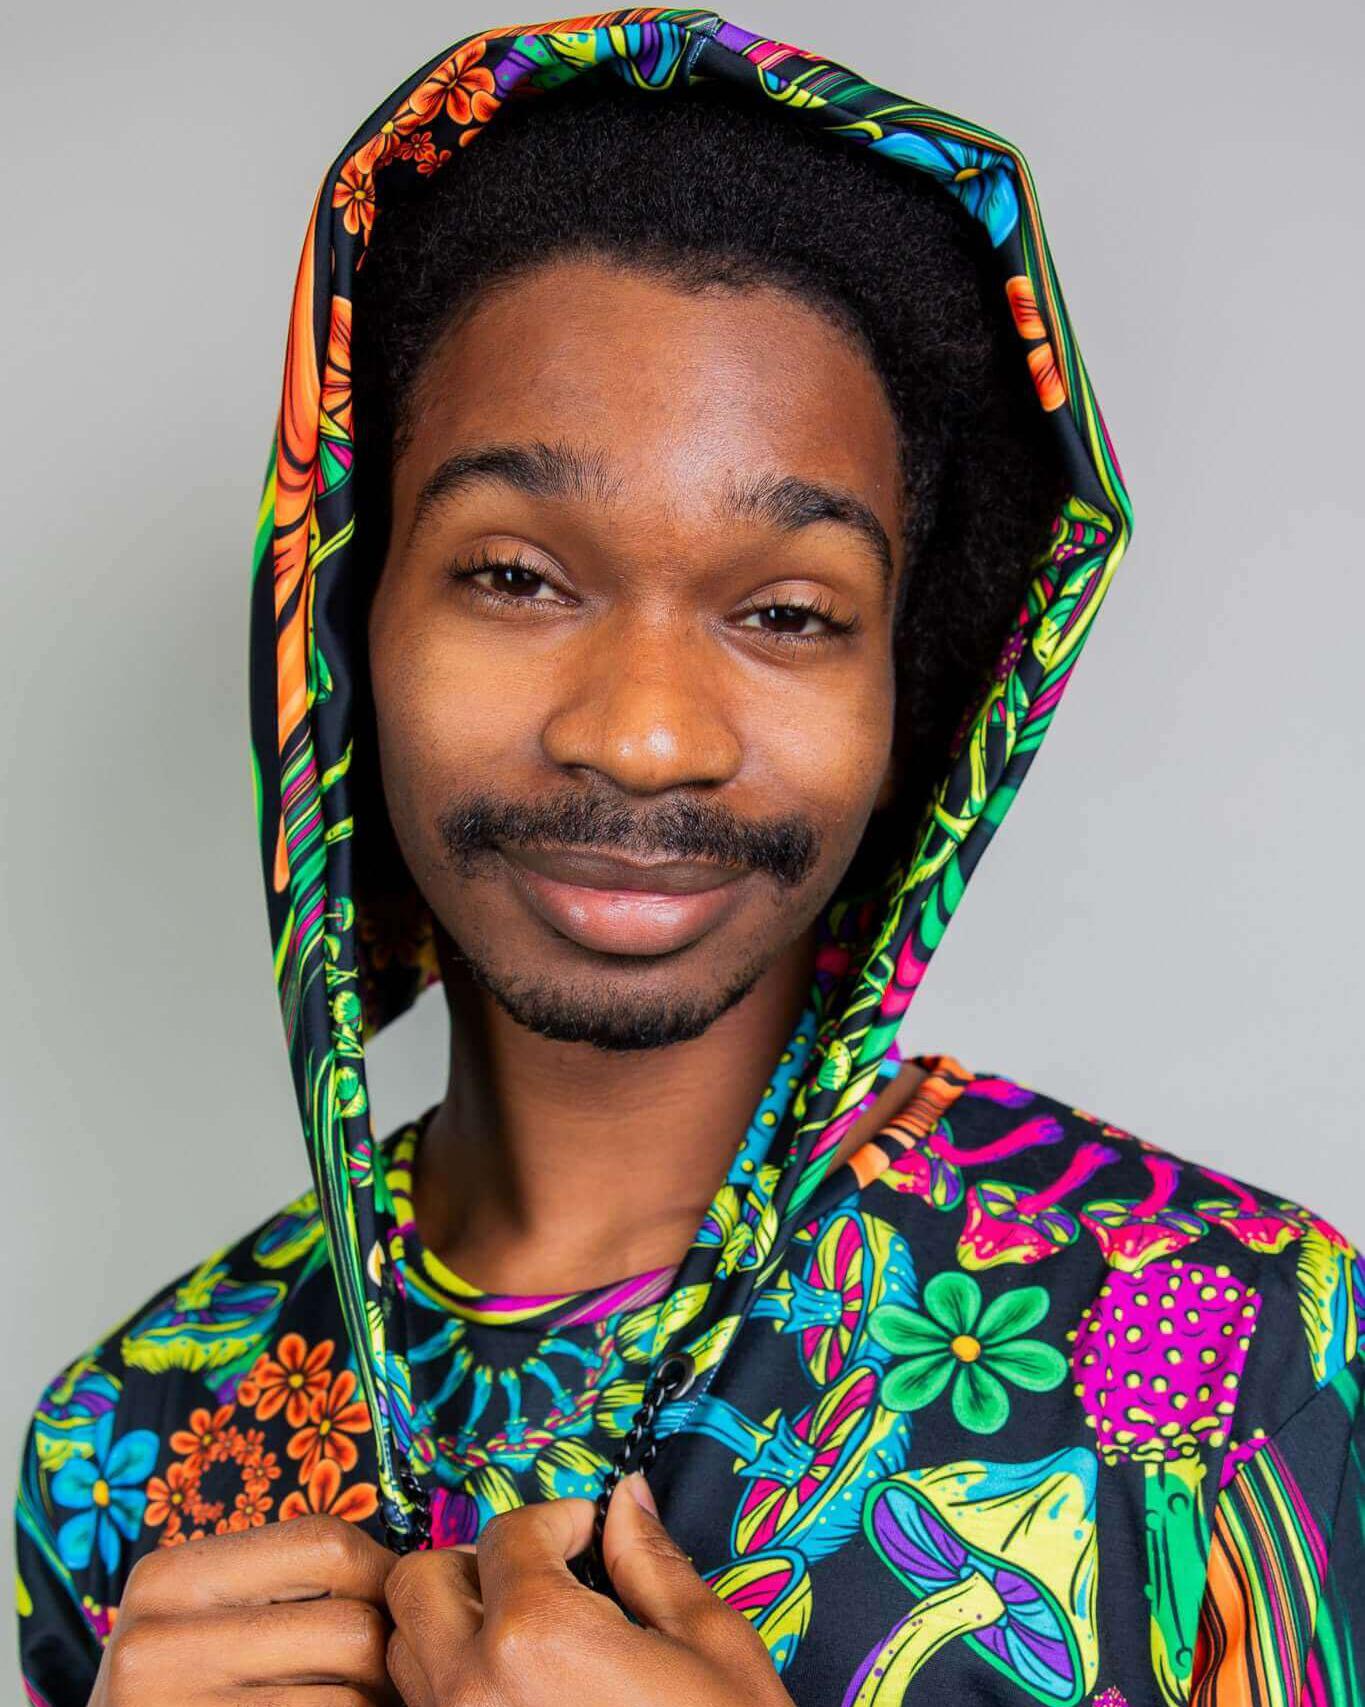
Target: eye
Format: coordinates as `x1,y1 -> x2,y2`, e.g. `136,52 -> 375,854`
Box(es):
735,595 -> 859,647
445,548 -> 566,605
445,551 -> 859,649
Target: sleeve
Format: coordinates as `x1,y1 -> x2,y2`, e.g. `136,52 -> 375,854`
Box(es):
14,1405 -> 106,1707
1190,1351 -> 1365,1706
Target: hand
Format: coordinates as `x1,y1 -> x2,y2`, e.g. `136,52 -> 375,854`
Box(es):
384,1474 -> 795,1707
88,1513 -> 403,1705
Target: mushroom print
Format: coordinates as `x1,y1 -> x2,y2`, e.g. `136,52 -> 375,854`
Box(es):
1078,1156 -> 1208,1272
844,1449 -> 1099,1706
1294,1225 -> 1359,1386
751,1211 -> 918,1386
679,1363 -> 910,1673
705,1549 -> 812,1675
119,1256 -> 287,1387
1192,1438 -> 1329,1707
683,1364 -> 908,1559
1193,1166 -> 1304,1255
1070,1258 -> 1261,1707
864,1110 -> 1068,1215
958,1142 -> 1120,1270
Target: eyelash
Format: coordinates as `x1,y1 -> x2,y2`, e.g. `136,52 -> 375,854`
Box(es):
444,548 -> 859,648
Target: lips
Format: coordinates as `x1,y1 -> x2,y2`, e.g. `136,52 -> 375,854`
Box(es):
499,845 -> 748,956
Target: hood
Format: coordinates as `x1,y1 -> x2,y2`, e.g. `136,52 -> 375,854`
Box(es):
247,8 -> 1132,1551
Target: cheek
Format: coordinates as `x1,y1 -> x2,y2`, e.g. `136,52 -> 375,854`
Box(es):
763,672 -> 894,821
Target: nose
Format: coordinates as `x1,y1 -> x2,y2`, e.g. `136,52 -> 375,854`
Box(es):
540,610 -> 744,795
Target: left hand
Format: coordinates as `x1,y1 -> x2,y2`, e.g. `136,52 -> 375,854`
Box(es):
383,1472 -> 795,1706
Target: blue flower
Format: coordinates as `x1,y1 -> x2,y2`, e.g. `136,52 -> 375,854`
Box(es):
50,1410 -> 158,1573
869,131 -> 1020,248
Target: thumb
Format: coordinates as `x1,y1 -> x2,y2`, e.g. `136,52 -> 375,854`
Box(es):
601,1473 -> 720,1639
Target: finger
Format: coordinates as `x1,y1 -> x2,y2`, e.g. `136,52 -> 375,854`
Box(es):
475,1498 -> 597,1613
386,1626 -> 437,1707
386,1545 -> 484,1644
115,1597 -> 395,1692
125,1513 -> 397,1615
601,1474 -> 726,1642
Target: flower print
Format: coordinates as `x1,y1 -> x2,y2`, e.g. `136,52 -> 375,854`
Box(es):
868,1270 -> 1066,1434
333,157 -> 377,240
279,1458 -> 378,1525
224,1483 -> 273,1532
142,1459 -> 198,1537
49,1411 -> 158,1574
868,131 -> 1020,248
168,1402 -> 237,1471
237,1333 -> 335,1428
408,41 -> 499,133
287,1368 -> 371,1482
151,1400 -> 281,1545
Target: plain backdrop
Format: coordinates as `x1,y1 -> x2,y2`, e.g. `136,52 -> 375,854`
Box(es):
4,1 -> 1362,1681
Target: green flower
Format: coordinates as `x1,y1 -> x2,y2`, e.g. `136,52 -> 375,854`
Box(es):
868,1271 -> 1067,1434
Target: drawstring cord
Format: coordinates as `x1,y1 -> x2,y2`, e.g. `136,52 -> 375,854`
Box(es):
381,1349 -> 698,1582
581,1350 -> 696,1592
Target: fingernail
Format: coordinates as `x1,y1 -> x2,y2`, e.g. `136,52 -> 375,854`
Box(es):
624,1472 -> 658,1517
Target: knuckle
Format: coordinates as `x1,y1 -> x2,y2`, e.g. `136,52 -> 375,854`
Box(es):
307,1512 -> 367,1570
119,1547 -> 162,1608
477,1507 -> 519,1552
328,1595 -> 388,1655
105,1614 -> 166,1691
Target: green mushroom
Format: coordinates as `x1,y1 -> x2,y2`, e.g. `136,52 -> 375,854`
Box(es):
845,1451 -> 1099,1707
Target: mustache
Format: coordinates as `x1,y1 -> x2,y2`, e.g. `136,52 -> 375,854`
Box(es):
436,788 -> 821,888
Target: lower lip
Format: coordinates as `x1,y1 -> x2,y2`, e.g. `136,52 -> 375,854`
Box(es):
500,852 -> 747,957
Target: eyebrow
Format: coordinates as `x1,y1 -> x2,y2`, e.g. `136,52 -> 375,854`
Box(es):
404,439 -> 896,595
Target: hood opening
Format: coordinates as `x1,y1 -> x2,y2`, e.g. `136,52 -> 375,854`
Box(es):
248,9 -> 1131,1547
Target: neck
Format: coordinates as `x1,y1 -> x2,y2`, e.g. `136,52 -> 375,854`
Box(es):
412,925 -> 928,1297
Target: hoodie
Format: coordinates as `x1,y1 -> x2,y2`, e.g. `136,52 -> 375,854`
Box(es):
15,11 -> 1365,1707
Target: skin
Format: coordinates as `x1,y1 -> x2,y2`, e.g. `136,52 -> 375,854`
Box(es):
368,255 -> 928,1297
89,1478 -> 795,1706
92,256 -> 930,1703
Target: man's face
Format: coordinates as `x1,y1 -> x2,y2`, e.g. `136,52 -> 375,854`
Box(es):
367,255 -> 905,1052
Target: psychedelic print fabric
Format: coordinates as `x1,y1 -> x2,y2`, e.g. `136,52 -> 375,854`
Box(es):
15,10 -> 1365,1707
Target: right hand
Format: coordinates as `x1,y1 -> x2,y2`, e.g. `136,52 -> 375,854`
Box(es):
87,1514 -> 402,1705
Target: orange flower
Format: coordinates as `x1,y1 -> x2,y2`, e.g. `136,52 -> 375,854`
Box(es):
143,1460 -> 198,1534
168,1404 -> 236,1470
1027,341 -> 1067,412
217,1486 -> 274,1533
1005,274 -> 1047,340
279,1458 -> 379,1525
410,41 -> 499,131
238,1334 -> 335,1428
287,1369 -> 371,1482
1004,275 -> 1067,412
333,158 -> 377,240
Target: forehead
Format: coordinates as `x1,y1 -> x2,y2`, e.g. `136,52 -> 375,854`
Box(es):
399,257 -> 904,515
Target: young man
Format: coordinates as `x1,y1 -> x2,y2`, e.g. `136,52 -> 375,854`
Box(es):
16,12 -> 1365,1707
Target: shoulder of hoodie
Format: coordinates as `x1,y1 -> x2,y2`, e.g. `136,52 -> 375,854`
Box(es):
16,1168 -> 350,1593
23,1164 -> 349,1432
828,1058 -> 1365,1447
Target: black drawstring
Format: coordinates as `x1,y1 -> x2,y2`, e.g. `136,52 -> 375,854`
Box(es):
385,1457 -> 432,1555
580,1350 -> 697,1593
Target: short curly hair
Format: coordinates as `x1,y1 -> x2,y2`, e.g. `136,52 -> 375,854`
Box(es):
349,65 -> 1068,895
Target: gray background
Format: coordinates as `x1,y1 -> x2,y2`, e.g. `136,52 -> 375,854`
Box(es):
5,0 -> 1362,1679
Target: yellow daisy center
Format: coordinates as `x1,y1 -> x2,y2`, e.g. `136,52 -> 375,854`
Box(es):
950,1334 -> 982,1363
